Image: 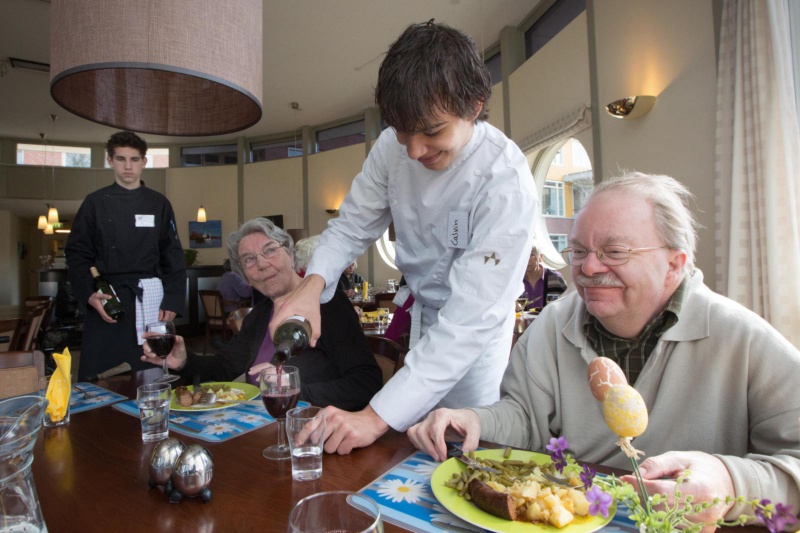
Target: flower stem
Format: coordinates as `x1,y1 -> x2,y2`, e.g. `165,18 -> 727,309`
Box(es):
630,456 -> 651,515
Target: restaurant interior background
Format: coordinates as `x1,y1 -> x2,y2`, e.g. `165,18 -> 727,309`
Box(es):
1,0 -> 788,341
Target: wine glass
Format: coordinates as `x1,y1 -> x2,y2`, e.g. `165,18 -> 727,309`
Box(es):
260,365 -> 301,460
145,321 -> 179,383
515,295 -> 529,313
288,491 -> 382,533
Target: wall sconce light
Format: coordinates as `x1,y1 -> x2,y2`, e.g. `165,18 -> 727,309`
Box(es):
197,206 -> 207,223
325,209 -> 338,215
605,95 -> 656,120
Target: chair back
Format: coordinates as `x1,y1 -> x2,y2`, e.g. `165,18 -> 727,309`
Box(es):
227,307 -> 253,334
373,292 -> 397,312
366,335 -> 407,384
0,319 -> 22,352
24,296 -> 55,333
0,350 -> 45,399
199,290 -> 224,323
15,304 -> 48,351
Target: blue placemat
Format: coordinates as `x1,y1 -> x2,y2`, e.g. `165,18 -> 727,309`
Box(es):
112,399 -> 309,443
70,382 -> 128,414
359,450 -> 640,532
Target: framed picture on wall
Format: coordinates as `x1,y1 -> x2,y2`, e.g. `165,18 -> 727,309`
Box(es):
263,214 -> 284,228
188,220 -> 223,249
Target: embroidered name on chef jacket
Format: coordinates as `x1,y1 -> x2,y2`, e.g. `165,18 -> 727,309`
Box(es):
447,210 -> 469,249
135,214 -> 155,227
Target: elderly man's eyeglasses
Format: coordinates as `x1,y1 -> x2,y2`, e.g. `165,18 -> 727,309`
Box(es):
239,244 -> 284,268
561,245 -> 667,266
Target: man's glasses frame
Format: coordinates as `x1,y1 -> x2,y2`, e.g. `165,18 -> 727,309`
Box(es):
561,245 -> 667,266
239,244 -> 285,268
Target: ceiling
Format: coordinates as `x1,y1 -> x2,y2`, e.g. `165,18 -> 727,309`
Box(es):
0,0 -> 539,148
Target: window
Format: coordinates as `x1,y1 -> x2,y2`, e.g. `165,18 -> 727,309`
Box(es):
376,230 -> 398,270
181,145 -> 237,166
552,148 -> 564,165
251,137 -> 302,162
543,180 -> 565,217
316,120 -> 365,153
550,234 -> 568,252
524,0 -> 586,58
485,51 -> 502,86
103,147 -> 169,168
16,143 -> 91,168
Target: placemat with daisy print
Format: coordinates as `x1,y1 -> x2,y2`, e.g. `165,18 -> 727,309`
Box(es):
358,450 -> 641,532
70,382 -> 129,414
112,399 -> 310,443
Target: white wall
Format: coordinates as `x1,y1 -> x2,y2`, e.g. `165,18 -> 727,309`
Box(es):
243,157 -> 304,229
0,211 -> 22,304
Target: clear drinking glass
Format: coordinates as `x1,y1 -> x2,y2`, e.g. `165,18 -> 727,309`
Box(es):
260,365 -> 300,460
286,406 -> 325,481
137,383 -> 171,443
288,491 -> 383,533
145,321 -> 179,383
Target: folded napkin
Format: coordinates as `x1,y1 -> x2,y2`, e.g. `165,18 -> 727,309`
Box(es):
46,347 -> 72,422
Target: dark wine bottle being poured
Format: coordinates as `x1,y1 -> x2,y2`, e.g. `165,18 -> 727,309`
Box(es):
273,315 -> 311,368
89,266 -> 125,321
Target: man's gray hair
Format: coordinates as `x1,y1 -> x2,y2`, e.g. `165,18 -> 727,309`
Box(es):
226,217 -> 295,278
589,171 -> 699,273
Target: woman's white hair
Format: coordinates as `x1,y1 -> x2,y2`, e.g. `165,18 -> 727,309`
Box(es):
294,235 -> 321,273
588,171 -> 699,274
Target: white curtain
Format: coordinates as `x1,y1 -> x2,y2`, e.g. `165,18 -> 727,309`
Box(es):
715,0 -> 800,347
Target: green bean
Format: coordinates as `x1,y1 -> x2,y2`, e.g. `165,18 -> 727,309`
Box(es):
503,446 -> 512,458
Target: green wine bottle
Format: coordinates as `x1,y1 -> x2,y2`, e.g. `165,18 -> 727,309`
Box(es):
273,315 -> 311,364
90,266 -> 125,321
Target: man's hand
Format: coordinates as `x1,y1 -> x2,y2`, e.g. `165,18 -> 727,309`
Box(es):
621,451 -> 735,529
140,334 -> 188,370
407,408 -> 482,462
88,292 -> 116,323
159,309 -> 176,322
319,405 -> 389,454
270,274 -> 325,346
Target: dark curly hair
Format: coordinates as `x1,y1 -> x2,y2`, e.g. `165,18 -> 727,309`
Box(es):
106,131 -> 148,158
375,20 -> 491,133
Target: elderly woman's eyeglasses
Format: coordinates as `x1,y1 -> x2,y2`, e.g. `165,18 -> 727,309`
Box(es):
239,244 -> 284,268
561,245 -> 666,266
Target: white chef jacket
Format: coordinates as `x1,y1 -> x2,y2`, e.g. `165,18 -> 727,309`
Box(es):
306,121 -> 538,431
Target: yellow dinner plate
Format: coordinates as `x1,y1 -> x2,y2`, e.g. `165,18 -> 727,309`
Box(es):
170,382 -> 260,412
430,449 -> 615,533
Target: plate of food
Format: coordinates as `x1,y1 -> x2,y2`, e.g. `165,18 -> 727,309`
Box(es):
430,449 -> 614,532
171,382 -> 260,412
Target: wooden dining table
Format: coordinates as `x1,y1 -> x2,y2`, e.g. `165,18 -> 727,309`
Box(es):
31,368 -> 766,532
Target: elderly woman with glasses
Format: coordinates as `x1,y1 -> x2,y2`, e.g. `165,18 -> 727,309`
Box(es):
141,218 -> 383,411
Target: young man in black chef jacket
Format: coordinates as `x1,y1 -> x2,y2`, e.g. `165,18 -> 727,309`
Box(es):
66,131 -> 186,380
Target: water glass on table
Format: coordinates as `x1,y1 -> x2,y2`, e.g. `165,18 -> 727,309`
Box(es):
144,320 -> 179,383
137,383 -> 171,443
286,406 -> 325,481
288,491 -> 383,533
260,365 -> 301,460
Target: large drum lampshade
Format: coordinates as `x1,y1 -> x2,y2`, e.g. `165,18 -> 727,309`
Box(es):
50,0 -> 262,136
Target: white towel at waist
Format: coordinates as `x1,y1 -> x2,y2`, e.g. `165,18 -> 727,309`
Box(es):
136,278 -> 164,345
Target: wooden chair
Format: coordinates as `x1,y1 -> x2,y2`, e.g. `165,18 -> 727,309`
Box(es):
227,307 -> 253,335
373,292 -> 397,312
0,318 -> 22,352
0,350 -> 46,399
366,335 -> 407,385
198,290 -> 227,355
14,303 -> 48,351
24,296 -> 55,333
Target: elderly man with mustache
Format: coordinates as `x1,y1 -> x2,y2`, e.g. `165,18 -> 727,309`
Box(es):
409,172 -> 800,527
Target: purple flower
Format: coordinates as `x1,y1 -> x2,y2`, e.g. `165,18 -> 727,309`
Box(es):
552,453 -> 568,473
755,499 -> 770,524
546,436 -> 569,454
586,485 -> 613,518
759,501 -> 798,533
580,464 -> 596,490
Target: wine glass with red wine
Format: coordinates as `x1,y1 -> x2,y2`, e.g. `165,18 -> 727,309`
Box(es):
260,365 -> 301,460
145,321 -> 179,383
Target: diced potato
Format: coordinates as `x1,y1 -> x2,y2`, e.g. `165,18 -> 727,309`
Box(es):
543,494 -> 559,510
570,489 -> 589,516
549,505 -> 575,528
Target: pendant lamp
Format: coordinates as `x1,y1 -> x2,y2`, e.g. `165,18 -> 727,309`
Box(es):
49,0 -> 263,136
47,205 -> 59,224
44,224 -> 54,235
197,206 -> 207,223
38,215 -> 48,230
